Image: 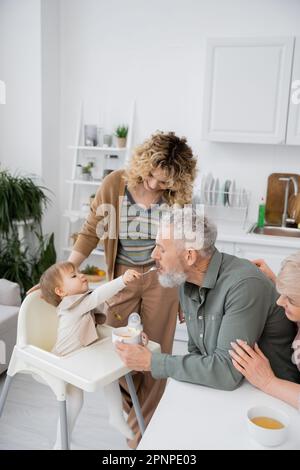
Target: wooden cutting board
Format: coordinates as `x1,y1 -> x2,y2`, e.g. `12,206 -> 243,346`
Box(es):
288,192 -> 300,224
265,173 -> 300,225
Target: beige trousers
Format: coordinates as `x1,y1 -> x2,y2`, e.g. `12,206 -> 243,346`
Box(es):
106,263 -> 179,448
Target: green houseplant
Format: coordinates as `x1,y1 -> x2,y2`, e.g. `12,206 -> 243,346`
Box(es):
81,161 -> 94,180
0,169 -> 56,296
115,125 -> 128,148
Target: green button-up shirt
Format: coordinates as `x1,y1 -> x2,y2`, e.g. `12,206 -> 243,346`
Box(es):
151,249 -> 299,390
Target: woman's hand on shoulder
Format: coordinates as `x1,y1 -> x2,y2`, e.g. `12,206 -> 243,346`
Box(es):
252,259 -> 276,283
26,283 -> 40,295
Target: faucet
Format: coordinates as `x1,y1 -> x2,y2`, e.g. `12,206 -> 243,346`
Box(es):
279,176 -> 298,227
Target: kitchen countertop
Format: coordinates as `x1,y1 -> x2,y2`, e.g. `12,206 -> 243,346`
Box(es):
217,221 -> 300,248
138,379 -> 300,450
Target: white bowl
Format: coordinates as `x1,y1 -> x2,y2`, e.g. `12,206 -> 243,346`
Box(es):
247,406 -> 290,447
112,326 -> 141,345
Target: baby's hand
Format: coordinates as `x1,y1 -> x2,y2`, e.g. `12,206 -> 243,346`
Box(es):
123,269 -> 141,285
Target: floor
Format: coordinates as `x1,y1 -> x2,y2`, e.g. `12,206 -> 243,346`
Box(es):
0,340 -> 188,450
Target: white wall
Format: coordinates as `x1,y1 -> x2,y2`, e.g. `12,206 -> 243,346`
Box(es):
0,0 -> 42,175
1,0 -> 300,254
59,0 -> 300,232
41,0 -> 61,242
0,0 -> 60,247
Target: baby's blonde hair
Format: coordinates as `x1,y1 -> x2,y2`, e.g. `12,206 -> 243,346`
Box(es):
40,262 -> 75,307
276,252 -> 300,306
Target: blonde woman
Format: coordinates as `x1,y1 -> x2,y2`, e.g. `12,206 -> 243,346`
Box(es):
70,131 -> 197,447
229,254 -> 300,410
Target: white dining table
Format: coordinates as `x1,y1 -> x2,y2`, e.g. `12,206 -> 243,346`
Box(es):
138,379 -> 300,450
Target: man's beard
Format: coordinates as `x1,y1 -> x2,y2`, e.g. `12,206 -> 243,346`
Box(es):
158,270 -> 187,288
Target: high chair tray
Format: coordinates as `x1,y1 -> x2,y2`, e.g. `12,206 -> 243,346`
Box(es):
17,325 -> 160,392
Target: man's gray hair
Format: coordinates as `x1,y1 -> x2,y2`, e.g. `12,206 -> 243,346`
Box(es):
160,206 -> 217,257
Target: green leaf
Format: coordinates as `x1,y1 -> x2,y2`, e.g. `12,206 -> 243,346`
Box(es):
115,125 -> 128,138
0,169 -> 56,297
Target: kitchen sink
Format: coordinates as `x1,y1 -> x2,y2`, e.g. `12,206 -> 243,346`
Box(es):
249,225 -> 300,238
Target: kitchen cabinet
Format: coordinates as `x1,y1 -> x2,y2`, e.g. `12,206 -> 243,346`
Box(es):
215,240 -> 235,255
286,37 -> 300,145
234,242 -> 293,275
216,240 -> 293,276
202,37 -> 296,144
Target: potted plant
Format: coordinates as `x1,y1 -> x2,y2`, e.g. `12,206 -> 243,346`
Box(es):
115,125 -> 128,148
81,161 -> 94,180
0,169 -> 56,296
80,264 -> 106,283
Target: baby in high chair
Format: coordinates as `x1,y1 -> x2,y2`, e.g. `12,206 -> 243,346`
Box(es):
39,261 -> 141,448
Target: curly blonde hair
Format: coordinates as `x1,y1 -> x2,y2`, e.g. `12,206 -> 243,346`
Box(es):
125,131 -> 197,205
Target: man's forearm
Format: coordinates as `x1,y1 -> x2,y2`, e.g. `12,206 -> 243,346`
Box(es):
151,351 -> 243,391
68,250 -> 86,268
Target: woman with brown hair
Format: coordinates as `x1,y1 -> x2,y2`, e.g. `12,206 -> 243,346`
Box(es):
69,131 -> 197,447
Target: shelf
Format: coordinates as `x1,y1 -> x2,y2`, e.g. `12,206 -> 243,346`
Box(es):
66,179 -> 102,186
204,203 -> 248,210
63,101 -> 135,264
68,146 -> 127,152
12,218 -> 34,226
63,210 -> 88,221
89,280 -> 107,289
63,246 -> 105,257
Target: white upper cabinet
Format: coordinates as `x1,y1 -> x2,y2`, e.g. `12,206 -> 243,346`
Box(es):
286,37 -> 300,145
234,243 -> 293,275
202,37 -> 295,144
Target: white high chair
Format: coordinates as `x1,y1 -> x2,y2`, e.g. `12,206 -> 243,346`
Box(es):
0,291 -> 160,449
